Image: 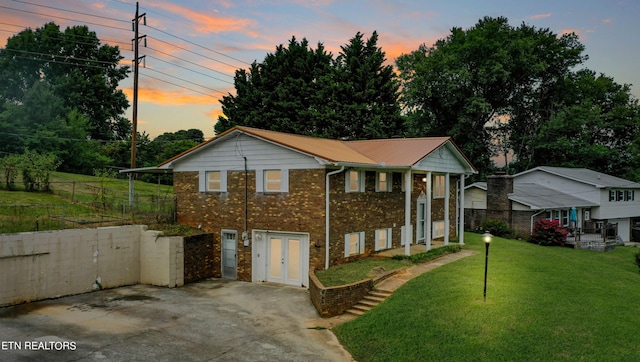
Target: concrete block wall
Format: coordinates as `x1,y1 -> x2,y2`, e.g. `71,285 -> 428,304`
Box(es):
0,225 -> 185,307
140,231 -> 185,288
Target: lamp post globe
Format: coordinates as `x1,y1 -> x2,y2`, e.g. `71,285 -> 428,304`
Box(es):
482,231 -> 493,301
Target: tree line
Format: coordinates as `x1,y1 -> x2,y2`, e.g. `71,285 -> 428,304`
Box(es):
1,17 -> 639,188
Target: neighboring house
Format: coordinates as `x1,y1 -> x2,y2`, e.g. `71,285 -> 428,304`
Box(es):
126,126 -> 476,287
465,166 -> 640,242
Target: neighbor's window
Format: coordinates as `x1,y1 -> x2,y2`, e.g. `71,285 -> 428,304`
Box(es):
609,189 -> 635,202
433,175 -> 445,198
375,228 -> 392,251
264,170 -> 282,192
432,220 -> 445,239
346,170 -> 363,192
206,171 -> 221,191
376,172 -> 391,192
345,232 -> 365,256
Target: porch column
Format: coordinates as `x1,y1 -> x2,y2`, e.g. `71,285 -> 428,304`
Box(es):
459,174 -> 466,245
444,173 -> 450,246
404,169 -> 412,256
426,171 -> 432,251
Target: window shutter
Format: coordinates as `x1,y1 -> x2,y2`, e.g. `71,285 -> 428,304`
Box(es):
344,234 -> 350,257
281,169 -> 289,192
198,170 -> 206,192
220,170 -> 227,192
256,169 -> 263,193
358,231 -> 365,254
387,228 -> 392,249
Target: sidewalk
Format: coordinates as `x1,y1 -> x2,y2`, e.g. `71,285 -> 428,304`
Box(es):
308,249 -> 478,329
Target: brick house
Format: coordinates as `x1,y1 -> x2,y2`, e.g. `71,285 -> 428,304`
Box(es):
133,126 -> 476,287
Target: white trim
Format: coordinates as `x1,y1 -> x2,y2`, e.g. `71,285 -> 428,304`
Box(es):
426,171 -> 432,251
444,173 -> 450,245
459,175 -> 466,245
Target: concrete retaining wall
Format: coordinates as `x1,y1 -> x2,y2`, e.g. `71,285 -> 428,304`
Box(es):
0,225 -> 186,307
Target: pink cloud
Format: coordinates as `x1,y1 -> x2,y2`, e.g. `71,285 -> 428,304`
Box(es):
528,13 -> 553,20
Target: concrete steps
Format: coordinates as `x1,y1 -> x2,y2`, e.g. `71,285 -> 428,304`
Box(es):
345,288 -> 393,316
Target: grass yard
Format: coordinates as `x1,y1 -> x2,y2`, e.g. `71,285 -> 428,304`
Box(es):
0,172 -> 174,233
334,232 -> 640,361
316,258 -> 412,287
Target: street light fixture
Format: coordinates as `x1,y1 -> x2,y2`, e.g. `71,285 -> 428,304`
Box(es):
482,231 -> 493,302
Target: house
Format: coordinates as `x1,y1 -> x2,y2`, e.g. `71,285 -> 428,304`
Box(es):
126,126 -> 477,287
465,166 -> 640,242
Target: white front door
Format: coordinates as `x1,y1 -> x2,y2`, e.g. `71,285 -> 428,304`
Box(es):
267,235 -> 302,286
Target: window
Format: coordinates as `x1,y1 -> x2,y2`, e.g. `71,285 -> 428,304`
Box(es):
417,197 -> 426,241
256,169 -> 288,193
432,220 -> 445,239
433,175 -> 445,198
376,172 -> 391,192
207,171 -> 221,191
199,170 -> 227,192
264,170 -> 281,192
344,232 -> 365,256
609,189 -> 635,202
346,170 -> 363,192
375,228 -> 392,251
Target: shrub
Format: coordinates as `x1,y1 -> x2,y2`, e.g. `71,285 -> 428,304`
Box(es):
479,219 -> 512,238
634,251 -> 640,273
529,219 -> 568,246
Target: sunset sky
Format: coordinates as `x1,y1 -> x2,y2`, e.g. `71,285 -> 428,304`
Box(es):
1,0 -> 639,140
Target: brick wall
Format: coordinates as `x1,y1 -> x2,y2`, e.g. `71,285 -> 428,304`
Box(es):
174,169 -> 326,280
174,169 -> 461,276
486,173 -> 513,225
309,270 -> 374,317
183,233 -> 215,283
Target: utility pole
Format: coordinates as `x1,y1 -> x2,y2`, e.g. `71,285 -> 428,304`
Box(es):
130,2 -> 146,206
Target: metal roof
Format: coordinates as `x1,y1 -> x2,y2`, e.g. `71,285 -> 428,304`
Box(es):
155,126 -> 477,171
465,182 -> 597,210
515,166 -> 640,189
509,183 -> 598,210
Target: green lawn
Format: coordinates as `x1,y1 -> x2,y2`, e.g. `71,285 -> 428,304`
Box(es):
0,172 -> 174,233
334,232 -> 640,361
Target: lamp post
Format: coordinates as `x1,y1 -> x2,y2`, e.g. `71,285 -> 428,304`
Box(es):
482,231 -> 493,302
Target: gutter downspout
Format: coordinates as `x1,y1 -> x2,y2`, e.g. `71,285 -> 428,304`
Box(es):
326,166 -> 345,270
531,209 -> 546,233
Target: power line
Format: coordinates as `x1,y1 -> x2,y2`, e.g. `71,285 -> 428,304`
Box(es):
0,4 -> 130,32
145,54 -> 233,85
0,22 -> 132,49
140,73 -> 223,98
145,24 -> 250,66
9,0 -> 130,24
145,35 -> 241,70
5,48 -> 128,68
146,46 -> 233,79
141,67 -> 227,95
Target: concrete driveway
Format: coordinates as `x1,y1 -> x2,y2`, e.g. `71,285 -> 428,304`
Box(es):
0,279 -> 354,361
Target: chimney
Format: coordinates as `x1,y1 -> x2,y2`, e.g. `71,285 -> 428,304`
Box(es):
486,171 -> 513,226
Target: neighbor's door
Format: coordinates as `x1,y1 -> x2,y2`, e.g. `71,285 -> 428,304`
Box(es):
267,235 -> 302,286
222,231 -> 237,279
